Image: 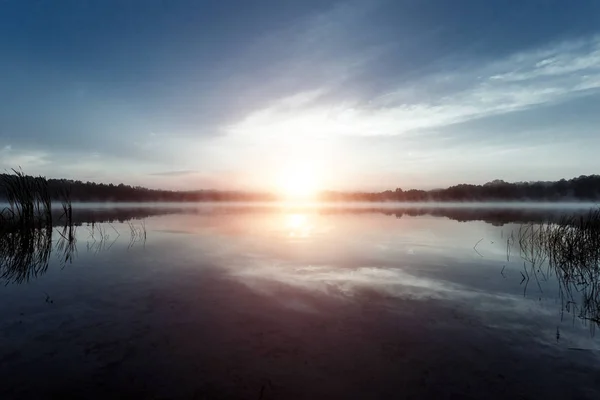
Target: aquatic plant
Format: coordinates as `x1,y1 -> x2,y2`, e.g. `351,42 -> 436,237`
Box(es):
519,208 -> 600,329
127,221 -> 147,249
0,225 -> 53,284
58,183 -> 73,226
0,168 -> 52,228
0,169 -> 79,282
56,224 -> 77,266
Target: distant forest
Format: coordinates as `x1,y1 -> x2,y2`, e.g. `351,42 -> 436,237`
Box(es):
321,175 -> 600,202
1,173 -> 600,202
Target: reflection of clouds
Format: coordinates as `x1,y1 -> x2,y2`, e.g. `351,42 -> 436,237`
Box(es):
149,208 -> 600,352
150,206 -> 600,348
226,261 -> 568,328
229,262 -> 475,302
226,260 -> 599,349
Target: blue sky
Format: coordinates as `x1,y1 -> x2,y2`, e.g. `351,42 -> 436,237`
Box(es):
1,0 -> 600,191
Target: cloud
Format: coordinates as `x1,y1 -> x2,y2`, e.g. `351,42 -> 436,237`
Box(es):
2,0 -> 600,188
148,170 -> 198,177
488,36 -> 600,82
209,33 -> 600,189
0,146 -> 48,171
225,35 -> 600,142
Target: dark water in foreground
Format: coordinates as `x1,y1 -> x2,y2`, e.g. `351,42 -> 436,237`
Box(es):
1,203 -> 600,399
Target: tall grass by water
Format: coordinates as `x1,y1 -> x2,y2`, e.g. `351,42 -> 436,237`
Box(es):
519,208 -> 600,328
1,170 -> 151,283
0,170 -> 75,283
1,169 -> 53,228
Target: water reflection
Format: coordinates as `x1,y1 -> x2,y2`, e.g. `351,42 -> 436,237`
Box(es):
2,203 -> 600,398
0,209 -> 150,283
2,203 -> 600,328
284,213 -> 312,239
0,226 -> 52,284
39,202 -> 599,226
56,224 -> 77,265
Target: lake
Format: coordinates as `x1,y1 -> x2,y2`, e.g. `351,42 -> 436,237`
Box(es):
1,203 -> 600,399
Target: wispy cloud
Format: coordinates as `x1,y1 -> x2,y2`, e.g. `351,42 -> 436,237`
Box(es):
0,146 -> 48,170
225,36 -> 600,140
149,170 -> 198,177
488,36 -> 600,82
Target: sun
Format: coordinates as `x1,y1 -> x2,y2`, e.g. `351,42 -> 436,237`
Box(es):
277,164 -> 319,199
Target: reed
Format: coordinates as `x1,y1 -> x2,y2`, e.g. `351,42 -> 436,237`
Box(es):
0,169 -> 52,229
0,225 -> 52,284
58,183 -> 73,226
0,169 -> 78,283
127,221 -> 147,249
519,208 -> 600,328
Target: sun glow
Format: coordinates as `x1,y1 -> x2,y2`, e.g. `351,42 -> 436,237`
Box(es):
277,164 -> 320,199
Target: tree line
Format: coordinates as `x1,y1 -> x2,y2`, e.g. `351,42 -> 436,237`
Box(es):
0,175 -> 276,202
319,175 -> 600,202
1,173 -> 599,202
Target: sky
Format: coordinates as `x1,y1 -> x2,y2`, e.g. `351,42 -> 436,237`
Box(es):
1,0 -> 600,192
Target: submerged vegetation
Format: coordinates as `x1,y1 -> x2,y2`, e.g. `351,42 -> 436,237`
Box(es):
519,208 -> 600,329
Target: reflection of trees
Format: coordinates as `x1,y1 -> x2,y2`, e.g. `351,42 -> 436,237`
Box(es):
318,206 -> 589,226
100,204 -> 590,227
519,209 -> 600,330
57,207 -> 181,226
153,204 -> 588,227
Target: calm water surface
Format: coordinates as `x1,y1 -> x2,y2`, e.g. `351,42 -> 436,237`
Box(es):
1,203 -> 599,399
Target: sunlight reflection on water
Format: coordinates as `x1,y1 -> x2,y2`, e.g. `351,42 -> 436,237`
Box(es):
284,213 -> 312,239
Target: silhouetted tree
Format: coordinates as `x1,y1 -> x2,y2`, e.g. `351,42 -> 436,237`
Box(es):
2,173 -> 600,203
